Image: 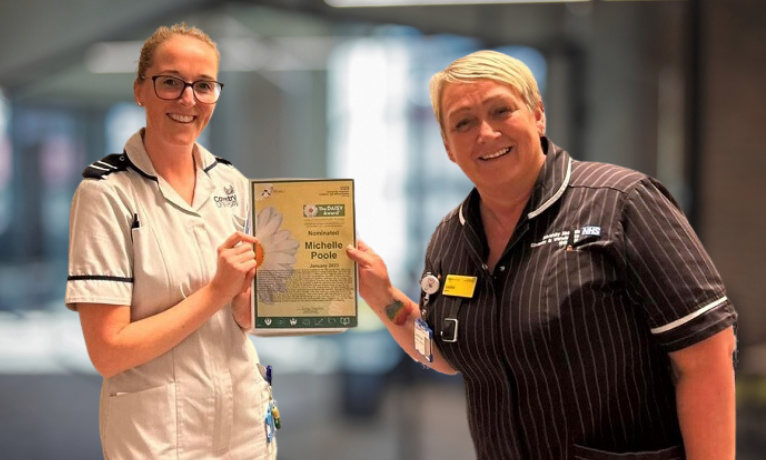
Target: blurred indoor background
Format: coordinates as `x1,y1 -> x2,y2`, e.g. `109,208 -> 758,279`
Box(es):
0,0 -> 764,458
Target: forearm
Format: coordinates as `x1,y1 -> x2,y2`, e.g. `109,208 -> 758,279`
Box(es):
675,368 -> 735,459
232,295 -> 252,330
84,284 -> 228,378
671,328 -> 736,460
366,286 -> 457,375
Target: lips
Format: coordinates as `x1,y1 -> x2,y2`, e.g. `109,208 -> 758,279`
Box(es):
167,113 -> 195,123
479,146 -> 512,161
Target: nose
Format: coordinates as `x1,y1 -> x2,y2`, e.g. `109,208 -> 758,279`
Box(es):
178,85 -> 196,106
477,119 -> 500,142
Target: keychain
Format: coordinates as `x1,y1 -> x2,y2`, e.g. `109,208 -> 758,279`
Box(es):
415,272 -> 439,363
258,364 -> 281,442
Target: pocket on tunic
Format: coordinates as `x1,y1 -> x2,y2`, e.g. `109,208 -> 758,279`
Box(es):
131,224 -> 172,320
232,213 -> 247,233
104,382 -> 177,459
571,444 -> 684,460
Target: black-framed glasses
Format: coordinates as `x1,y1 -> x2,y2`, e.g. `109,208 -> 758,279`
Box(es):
151,75 -> 224,104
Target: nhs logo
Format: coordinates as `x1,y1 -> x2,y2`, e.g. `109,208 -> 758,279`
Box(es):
580,226 -> 602,237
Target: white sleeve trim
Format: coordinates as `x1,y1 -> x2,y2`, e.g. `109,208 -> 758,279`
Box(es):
650,296 -> 729,334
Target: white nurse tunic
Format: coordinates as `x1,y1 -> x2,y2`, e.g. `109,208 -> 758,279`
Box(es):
65,130 -> 276,459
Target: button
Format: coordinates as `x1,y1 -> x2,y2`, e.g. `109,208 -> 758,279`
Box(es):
481,263 -> 488,270
499,265 -> 506,272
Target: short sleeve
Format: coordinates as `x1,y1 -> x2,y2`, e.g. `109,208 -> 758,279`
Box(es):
622,178 -> 736,351
65,179 -> 134,310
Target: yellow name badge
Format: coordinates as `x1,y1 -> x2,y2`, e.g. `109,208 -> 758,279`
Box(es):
442,275 -> 478,298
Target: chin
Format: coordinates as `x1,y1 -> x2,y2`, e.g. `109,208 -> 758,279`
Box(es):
167,128 -> 201,144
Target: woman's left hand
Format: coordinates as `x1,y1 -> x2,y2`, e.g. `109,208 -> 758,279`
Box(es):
231,266 -> 256,329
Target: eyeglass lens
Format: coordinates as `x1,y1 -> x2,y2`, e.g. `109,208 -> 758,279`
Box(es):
153,76 -> 221,103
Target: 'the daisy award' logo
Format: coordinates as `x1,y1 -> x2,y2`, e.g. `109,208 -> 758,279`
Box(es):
255,207 -> 299,304
303,204 -> 318,218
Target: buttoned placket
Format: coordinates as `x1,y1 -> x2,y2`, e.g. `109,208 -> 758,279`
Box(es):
156,159 -> 236,453
461,207 -> 533,457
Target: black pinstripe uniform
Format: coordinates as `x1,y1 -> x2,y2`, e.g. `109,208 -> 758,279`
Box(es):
423,138 -> 736,460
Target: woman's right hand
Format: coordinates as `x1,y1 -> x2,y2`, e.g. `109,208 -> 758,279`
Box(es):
210,231 -> 259,302
346,239 -> 394,308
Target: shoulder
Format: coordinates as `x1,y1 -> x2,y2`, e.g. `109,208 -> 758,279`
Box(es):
82,153 -> 132,181
206,156 -> 248,189
569,160 -> 681,215
204,156 -> 234,172
569,160 -> 650,194
439,205 -> 462,228
203,154 -> 241,178
76,155 -> 138,211
71,170 -> 134,222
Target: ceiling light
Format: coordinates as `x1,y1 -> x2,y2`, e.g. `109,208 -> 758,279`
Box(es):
326,0 -> 590,7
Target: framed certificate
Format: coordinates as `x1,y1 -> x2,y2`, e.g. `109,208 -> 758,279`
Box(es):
249,179 -> 357,336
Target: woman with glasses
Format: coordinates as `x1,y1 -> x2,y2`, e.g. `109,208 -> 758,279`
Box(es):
65,24 -> 276,459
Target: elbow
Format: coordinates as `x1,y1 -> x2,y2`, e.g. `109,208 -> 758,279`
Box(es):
96,368 -> 117,379
429,360 -> 459,376
437,366 -> 459,376
85,342 -> 125,379
89,353 -> 120,379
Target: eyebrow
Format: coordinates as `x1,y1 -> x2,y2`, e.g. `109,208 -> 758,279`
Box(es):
157,70 -> 217,81
446,94 -> 517,120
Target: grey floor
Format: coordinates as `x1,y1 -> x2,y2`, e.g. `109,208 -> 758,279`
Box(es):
1,310 -> 764,459
0,373 -> 473,460
0,309 -> 476,460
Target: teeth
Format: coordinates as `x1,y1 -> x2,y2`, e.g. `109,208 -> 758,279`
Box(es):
480,147 -> 511,161
168,113 -> 194,123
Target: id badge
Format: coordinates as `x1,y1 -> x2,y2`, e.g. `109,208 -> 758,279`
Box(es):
414,318 -> 433,363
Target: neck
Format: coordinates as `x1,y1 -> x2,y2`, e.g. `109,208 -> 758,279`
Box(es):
142,129 -> 196,179
478,186 -> 531,230
479,172 -> 541,228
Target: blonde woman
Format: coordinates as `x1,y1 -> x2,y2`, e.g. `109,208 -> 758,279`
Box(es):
349,50 -> 736,460
66,24 -> 276,459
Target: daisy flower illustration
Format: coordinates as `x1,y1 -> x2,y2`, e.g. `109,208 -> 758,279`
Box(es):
255,207 -> 299,304
303,204 -> 318,218
255,183 -> 274,201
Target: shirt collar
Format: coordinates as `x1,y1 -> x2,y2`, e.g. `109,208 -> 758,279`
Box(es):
458,137 -> 572,226
124,128 -> 219,179
124,128 -> 218,213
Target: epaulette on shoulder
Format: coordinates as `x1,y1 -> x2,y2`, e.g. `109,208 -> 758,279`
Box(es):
82,153 -> 131,180
215,156 -> 233,167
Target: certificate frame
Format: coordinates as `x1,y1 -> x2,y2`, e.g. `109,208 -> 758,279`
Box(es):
248,179 -> 357,336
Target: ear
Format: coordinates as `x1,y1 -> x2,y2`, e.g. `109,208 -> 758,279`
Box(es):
534,100 -> 546,136
133,80 -> 142,107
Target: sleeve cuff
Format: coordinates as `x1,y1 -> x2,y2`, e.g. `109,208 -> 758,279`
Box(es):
65,276 -> 133,311
652,296 -> 737,352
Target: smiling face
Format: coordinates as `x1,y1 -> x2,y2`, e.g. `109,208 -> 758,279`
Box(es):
441,79 -> 546,193
133,35 -> 219,147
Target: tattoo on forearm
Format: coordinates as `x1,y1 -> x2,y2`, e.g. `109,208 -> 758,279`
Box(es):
385,300 -> 409,326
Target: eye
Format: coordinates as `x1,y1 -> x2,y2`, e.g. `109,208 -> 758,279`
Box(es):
195,81 -> 214,93
454,118 -> 475,132
159,76 -> 181,88
494,106 -> 511,117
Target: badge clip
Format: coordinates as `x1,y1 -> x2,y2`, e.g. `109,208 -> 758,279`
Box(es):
441,318 -> 459,343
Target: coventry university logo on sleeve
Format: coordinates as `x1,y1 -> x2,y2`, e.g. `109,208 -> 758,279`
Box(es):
214,184 -> 239,208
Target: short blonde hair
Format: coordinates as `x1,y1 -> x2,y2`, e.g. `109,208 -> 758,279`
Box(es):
429,50 -> 541,136
135,23 -> 220,83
